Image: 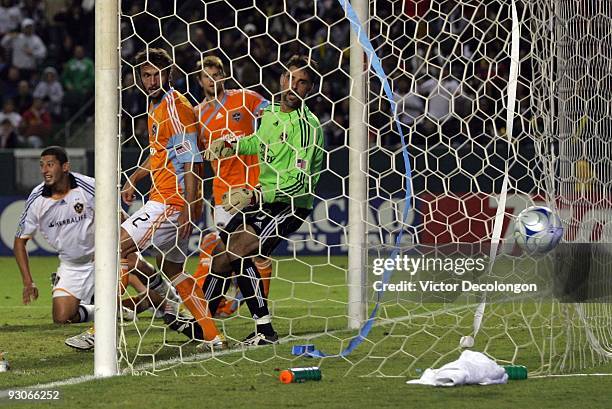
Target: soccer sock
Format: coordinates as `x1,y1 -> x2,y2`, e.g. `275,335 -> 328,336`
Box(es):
119,258 -> 130,296
148,273 -> 180,315
193,232 -> 218,288
173,273 -> 219,341
78,304 -> 95,323
202,271 -> 227,316
230,258 -> 273,334
254,258 -> 272,297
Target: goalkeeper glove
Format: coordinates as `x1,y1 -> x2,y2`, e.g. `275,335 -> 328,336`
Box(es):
203,138 -> 235,161
221,187 -> 261,215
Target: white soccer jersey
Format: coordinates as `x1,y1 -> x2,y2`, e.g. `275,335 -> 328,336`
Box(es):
16,172 -> 95,264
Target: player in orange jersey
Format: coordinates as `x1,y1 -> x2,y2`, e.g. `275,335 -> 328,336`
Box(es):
119,48 -> 224,349
193,56 -> 272,317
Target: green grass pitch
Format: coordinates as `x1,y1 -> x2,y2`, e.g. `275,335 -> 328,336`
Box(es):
0,256 -> 610,408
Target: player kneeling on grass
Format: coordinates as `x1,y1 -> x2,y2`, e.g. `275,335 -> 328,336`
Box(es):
14,146 -> 96,350
203,55 -> 324,345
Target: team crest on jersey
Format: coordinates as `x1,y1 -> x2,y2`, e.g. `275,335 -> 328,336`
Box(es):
74,202 -> 84,214
151,123 -> 158,137
232,112 -> 242,122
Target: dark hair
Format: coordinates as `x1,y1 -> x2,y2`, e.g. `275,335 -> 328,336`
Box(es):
41,146 -> 68,165
134,47 -> 175,83
284,54 -> 319,84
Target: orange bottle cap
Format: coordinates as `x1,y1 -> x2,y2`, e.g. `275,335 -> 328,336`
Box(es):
279,370 -> 294,384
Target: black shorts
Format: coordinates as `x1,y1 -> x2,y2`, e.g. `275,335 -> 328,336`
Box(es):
220,202 -> 311,257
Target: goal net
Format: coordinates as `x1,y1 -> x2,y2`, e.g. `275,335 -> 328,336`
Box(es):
114,0 -> 612,377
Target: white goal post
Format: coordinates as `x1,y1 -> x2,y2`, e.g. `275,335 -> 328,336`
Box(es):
94,0 -> 119,377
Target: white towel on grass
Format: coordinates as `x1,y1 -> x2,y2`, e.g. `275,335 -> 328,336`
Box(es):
407,350 -> 508,386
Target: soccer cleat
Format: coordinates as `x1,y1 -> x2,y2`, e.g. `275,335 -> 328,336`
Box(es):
65,327 -> 95,351
121,306 -> 137,322
164,313 -> 204,340
147,306 -> 165,319
196,334 -> 229,351
241,331 -> 279,346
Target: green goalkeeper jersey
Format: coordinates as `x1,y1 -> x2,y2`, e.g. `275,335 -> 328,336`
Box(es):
236,104 -> 324,209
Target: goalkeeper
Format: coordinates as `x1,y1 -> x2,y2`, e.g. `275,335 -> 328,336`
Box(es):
203,55 -> 324,345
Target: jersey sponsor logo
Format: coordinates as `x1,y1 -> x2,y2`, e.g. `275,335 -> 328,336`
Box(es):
280,133 -> 287,142
74,202 -> 84,214
48,214 -> 87,228
152,123 -> 158,137
231,112 -> 242,122
174,140 -> 193,156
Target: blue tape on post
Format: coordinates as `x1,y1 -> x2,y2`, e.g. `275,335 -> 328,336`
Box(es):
307,0 -> 413,359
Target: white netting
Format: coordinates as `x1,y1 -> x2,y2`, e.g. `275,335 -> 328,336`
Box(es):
117,0 -> 612,377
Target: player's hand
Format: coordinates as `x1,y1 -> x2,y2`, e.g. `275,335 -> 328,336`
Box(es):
221,188 -> 261,215
203,139 -> 235,161
22,282 -> 38,305
121,181 -> 136,205
177,207 -> 194,239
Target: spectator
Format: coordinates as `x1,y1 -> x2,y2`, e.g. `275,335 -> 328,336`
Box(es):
14,80 -> 33,113
1,65 -> 21,102
122,72 -> 145,117
54,34 -> 74,67
20,0 -> 46,28
21,97 -> 50,146
0,118 -> 18,148
33,67 -> 64,118
0,99 -> 21,128
1,18 -> 46,76
62,44 -> 94,115
0,0 -> 21,36
394,77 -> 425,127
54,1 -> 92,51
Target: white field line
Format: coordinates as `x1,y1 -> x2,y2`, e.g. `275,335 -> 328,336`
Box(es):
0,305 -> 474,394
530,373 -> 612,378
1,302 -> 610,394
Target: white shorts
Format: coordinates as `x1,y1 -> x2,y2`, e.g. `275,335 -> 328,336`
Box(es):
122,200 -> 190,263
52,260 -> 95,304
214,205 -> 233,229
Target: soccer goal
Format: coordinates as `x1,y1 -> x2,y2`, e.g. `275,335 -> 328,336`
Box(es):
94,0 -> 612,378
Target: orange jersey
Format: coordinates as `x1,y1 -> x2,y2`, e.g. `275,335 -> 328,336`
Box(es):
195,89 -> 268,204
148,89 -> 202,209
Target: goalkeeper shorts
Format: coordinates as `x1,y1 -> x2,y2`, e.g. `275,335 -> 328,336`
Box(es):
220,202 -> 311,257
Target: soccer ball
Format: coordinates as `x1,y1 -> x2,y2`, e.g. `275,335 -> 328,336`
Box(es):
513,206 -> 563,254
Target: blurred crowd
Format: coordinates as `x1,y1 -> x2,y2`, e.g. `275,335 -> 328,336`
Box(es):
0,0 -> 94,149
120,0 -> 532,151
0,1 -> 530,151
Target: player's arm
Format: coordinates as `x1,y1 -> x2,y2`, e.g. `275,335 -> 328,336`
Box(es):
174,98 -> 203,237
178,160 -> 199,239
14,190 -> 41,304
121,156 -> 151,205
13,236 -> 38,304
